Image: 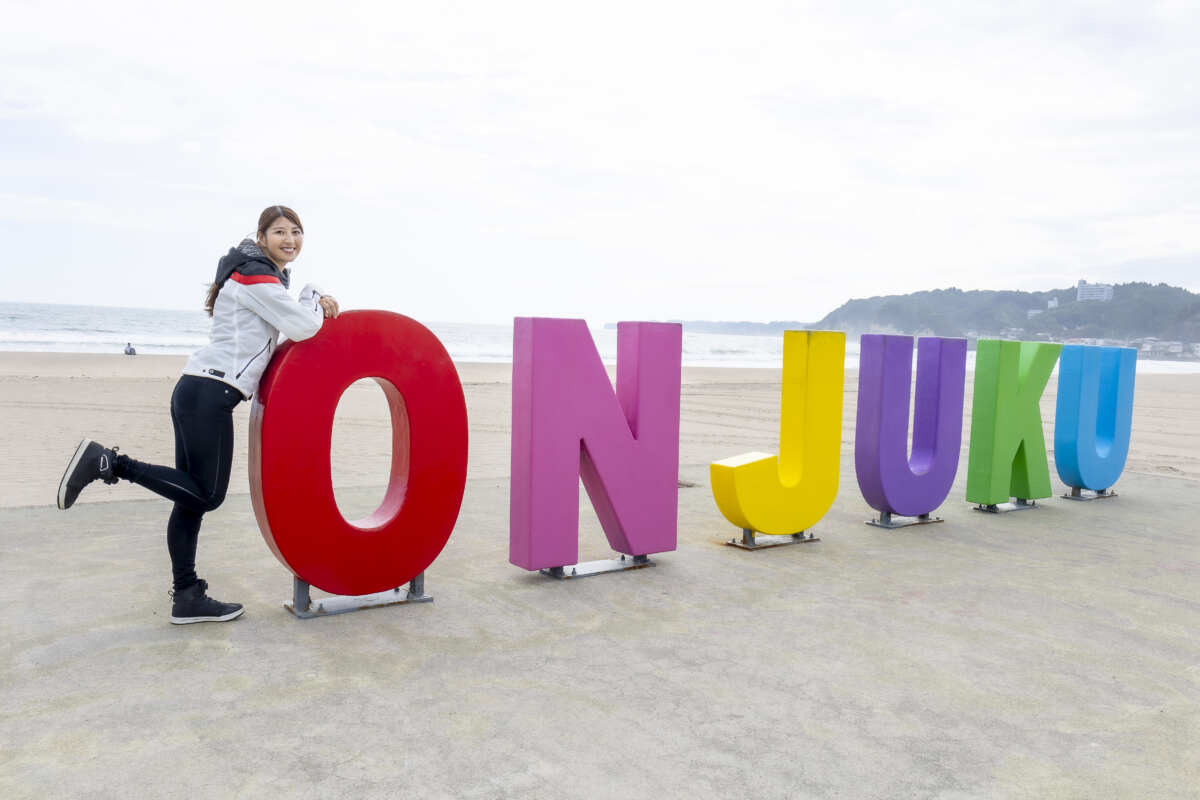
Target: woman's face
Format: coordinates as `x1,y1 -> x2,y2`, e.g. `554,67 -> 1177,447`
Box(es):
258,216 -> 303,267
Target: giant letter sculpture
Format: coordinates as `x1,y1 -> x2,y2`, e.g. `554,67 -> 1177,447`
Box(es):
250,310 -> 469,597
856,335 -> 967,521
509,318 -> 682,571
965,339 -> 1062,507
1054,345 -> 1137,494
710,330 -> 845,537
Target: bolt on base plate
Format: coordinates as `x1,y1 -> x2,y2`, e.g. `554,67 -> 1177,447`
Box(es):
1061,486 -> 1117,501
726,528 -> 819,550
973,498 -> 1040,514
285,574 -> 432,619
866,511 -> 944,529
540,554 -> 654,579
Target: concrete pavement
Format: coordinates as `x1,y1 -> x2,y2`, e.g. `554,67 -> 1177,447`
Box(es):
2,465 -> 1198,799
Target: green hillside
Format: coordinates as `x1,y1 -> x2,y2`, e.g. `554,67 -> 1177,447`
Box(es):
813,283 -> 1200,341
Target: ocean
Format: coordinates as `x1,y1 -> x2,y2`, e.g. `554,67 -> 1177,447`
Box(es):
2,301 -> 1197,374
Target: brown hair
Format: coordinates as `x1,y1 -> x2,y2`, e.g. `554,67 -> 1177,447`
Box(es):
204,205 -> 305,316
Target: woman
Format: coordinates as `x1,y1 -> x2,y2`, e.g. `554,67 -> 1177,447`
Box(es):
56,205 -> 339,625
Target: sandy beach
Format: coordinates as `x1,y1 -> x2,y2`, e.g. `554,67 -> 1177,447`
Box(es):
5,352 -> 1197,512
2,352 -> 1198,798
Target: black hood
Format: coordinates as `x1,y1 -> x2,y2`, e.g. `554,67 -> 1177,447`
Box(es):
214,239 -> 290,289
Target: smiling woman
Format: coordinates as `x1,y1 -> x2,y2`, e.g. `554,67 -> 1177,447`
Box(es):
55,204 -> 340,626
259,209 -> 303,267
205,206 -> 306,317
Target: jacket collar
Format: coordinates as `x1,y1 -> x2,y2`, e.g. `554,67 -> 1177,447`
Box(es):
214,239 -> 290,289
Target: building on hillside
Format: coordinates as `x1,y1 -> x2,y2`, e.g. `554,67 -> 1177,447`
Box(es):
1140,339 -> 1185,358
1027,308 -> 1043,319
1047,297 -> 1059,309
1077,279 -> 1114,302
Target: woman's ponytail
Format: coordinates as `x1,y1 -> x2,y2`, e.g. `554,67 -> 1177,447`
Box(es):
204,282 -> 221,317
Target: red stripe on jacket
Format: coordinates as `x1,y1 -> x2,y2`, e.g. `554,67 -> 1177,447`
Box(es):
230,272 -> 282,286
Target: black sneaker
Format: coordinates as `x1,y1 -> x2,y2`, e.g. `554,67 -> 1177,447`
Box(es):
57,438 -> 119,510
170,579 -> 245,625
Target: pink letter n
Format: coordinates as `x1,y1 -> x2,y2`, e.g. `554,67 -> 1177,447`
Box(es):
509,318 -> 682,571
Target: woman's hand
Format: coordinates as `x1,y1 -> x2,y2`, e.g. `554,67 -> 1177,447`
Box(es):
319,295 -> 340,319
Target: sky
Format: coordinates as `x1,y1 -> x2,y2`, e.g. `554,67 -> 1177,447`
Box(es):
2,0 -> 1198,324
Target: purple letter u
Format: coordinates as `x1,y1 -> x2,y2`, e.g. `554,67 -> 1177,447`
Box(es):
855,335 -> 967,517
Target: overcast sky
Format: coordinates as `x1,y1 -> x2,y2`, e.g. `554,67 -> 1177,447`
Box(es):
3,0 -> 1198,323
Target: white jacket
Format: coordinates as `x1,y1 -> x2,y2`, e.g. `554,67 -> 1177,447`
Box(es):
184,245 -> 325,399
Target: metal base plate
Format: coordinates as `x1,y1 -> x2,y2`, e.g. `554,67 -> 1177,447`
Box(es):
286,576 -> 432,619
973,499 -> 1040,514
726,529 -> 819,550
866,512 -> 943,529
1061,487 -> 1117,501
540,554 -> 654,579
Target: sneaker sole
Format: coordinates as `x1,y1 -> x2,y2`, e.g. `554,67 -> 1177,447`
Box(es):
170,607 -> 246,625
57,438 -> 93,510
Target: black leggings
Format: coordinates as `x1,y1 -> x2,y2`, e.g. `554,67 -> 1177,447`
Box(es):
116,375 -> 243,590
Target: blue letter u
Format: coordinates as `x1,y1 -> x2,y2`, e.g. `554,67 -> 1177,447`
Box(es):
1054,345 -> 1137,491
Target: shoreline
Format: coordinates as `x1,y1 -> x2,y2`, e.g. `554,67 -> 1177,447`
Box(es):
3,348 -> 1199,375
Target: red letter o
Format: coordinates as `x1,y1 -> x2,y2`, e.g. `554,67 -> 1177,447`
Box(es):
249,310 -> 468,596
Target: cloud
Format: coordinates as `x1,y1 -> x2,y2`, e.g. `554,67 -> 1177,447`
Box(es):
3,0 -> 1198,321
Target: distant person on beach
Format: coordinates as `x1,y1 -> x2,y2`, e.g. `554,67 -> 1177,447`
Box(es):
57,205 -> 339,624
124,342 -> 136,355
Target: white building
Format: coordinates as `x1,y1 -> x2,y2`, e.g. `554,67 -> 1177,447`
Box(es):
1077,279 -> 1114,302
